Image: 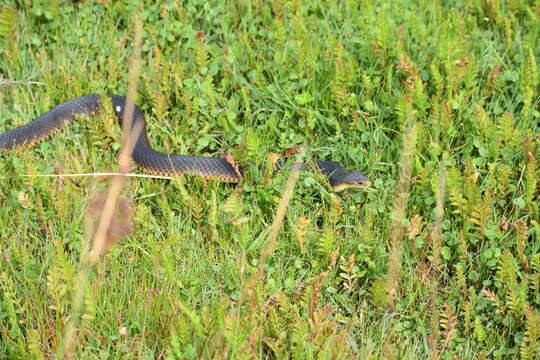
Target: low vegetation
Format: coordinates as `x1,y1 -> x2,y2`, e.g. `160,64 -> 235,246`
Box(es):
0,0 -> 538,359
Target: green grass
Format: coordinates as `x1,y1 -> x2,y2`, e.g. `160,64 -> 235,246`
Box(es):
0,0 -> 539,359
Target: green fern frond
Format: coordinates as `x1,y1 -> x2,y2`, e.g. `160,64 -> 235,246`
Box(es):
495,163 -> 513,198
497,250 -> 518,288
0,6 -> 19,39
167,317 -> 186,358
469,195 -> 492,239
26,328 -> 45,360
318,228 -> 336,260
338,253 -> 358,293
503,16 -> 513,47
447,166 -> 466,215
222,190 -> 243,219
331,42 -> 357,116
290,318 -> 309,351
179,313 -> 193,345
520,306 -> 540,360
463,158 -> 481,214
455,263 -> 467,294
474,317 -> 486,343
520,46 -> 539,119
463,301 -> 473,333
523,136 -> 538,208
395,93 -> 416,130
506,280 -> 527,315
0,272 -> 25,352
369,277 -> 388,310
327,193 -> 342,222
267,306 -> 286,340
532,254 -> 540,273
151,90 -> 169,120
496,112 -> 521,149
245,128 -> 261,160
46,242 -> 76,317
473,104 -> 494,141
430,63 -> 444,99
195,30 -> 208,72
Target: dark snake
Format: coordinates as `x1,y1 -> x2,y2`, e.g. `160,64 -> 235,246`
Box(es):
0,94 -> 370,190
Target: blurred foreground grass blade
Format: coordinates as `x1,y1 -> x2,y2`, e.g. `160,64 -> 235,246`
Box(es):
386,120 -> 418,309
57,13 -> 143,360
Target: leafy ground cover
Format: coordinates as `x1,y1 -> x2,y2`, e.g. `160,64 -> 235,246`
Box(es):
0,0 -> 538,359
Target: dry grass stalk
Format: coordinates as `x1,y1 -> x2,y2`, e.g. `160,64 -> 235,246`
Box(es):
431,163 -> 447,273
88,28 -> 143,263
428,162 -> 447,357
60,14 -> 143,360
233,156 -> 302,351
260,161 -> 302,263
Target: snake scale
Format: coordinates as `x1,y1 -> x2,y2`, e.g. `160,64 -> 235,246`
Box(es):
0,94 -> 370,189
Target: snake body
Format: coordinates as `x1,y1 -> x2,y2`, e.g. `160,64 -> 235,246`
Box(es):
0,94 -> 369,188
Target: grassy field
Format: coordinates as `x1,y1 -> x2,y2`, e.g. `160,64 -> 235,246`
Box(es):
0,0 -> 539,359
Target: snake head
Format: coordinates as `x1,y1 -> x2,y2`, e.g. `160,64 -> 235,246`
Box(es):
331,170 -> 371,192
316,160 -> 371,191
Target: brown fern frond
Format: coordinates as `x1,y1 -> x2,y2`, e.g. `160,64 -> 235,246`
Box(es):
515,219 -> 530,270
481,289 -> 505,315
439,304 -> 457,349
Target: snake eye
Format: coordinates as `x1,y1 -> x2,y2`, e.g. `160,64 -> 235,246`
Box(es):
115,106 -> 122,113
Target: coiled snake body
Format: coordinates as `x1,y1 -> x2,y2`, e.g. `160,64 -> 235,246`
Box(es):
0,94 -> 369,189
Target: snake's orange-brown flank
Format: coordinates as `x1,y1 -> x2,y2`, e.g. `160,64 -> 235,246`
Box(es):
0,94 -> 369,189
